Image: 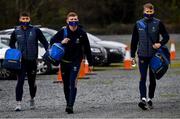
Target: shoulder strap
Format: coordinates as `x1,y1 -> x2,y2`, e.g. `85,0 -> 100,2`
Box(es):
63,27 -> 68,38
138,20 -> 146,29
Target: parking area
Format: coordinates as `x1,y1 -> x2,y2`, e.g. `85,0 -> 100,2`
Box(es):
0,61 -> 180,118
0,34 -> 180,118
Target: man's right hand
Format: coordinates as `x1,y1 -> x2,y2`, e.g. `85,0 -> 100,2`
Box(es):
61,38 -> 70,44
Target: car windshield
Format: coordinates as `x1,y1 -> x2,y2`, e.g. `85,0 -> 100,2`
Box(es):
87,33 -> 102,44
42,31 -> 54,42
0,30 -> 13,35
0,42 -> 9,49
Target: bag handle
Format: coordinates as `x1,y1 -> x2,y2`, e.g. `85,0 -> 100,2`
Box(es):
63,27 -> 68,38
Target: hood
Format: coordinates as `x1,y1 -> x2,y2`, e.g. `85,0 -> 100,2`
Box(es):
0,48 -> 9,59
97,41 -> 127,49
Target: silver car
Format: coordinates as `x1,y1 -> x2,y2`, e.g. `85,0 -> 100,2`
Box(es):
0,34 -> 58,81
0,27 -> 108,66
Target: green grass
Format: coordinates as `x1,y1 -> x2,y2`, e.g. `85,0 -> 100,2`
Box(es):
160,93 -> 178,98
170,60 -> 180,68
94,63 -> 138,71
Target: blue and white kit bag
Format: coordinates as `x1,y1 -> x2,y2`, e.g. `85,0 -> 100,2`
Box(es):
3,48 -> 22,70
43,27 -> 67,66
150,46 -> 170,80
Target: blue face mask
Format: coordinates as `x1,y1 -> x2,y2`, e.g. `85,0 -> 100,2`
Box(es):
20,22 -> 30,27
68,21 -> 79,27
144,13 -> 154,19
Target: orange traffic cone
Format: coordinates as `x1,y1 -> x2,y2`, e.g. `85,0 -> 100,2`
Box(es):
53,68 -> 63,83
123,47 -> 132,70
170,39 -> 176,60
78,60 -> 86,79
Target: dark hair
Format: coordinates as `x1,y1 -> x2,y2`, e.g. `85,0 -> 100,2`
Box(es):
143,3 -> 154,10
19,12 -> 30,17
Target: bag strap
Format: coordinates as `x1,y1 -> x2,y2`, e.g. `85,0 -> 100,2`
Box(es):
63,27 -> 68,38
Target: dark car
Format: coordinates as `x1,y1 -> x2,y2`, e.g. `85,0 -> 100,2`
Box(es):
90,43 -> 107,65
0,27 -> 108,66
35,28 -> 108,66
87,33 -> 127,65
0,28 -> 108,79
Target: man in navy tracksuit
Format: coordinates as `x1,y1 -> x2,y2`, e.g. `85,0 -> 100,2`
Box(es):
50,12 -> 93,114
9,12 -> 49,111
131,3 -> 169,110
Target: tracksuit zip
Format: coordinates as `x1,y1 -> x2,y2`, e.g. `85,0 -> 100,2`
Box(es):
146,23 -> 149,57
25,30 -> 28,59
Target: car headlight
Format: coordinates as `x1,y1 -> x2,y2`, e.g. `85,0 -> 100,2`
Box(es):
91,48 -> 101,53
101,48 -> 108,58
109,48 -> 119,53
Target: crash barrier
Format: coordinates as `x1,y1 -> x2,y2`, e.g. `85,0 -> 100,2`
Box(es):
43,43 -> 65,66
123,47 -> 132,70
170,39 -> 176,60
3,48 -> 22,70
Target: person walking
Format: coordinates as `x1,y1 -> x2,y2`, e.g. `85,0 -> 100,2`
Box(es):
9,12 -> 49,111
130,3 -> 169,110
50,12 -> 93,114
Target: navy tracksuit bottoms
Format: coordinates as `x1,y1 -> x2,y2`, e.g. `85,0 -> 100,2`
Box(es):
60,61 -> 80,107
138,57 -> 156,99
16,59 -> 37,101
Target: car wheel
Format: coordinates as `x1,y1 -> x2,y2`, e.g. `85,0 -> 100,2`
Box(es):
0,68 -> 16,80
37,60 -> 51,74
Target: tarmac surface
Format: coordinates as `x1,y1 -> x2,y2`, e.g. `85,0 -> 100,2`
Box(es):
0,65 -> 179,118
0,34 -> 180,118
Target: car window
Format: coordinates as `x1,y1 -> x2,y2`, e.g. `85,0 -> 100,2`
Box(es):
42,31 -> 53,42
0,37 -> 10,45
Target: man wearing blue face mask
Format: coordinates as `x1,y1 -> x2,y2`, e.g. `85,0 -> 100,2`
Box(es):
50,12 -> 93,114
9,12 -> 49,111
131,3 -> 169,110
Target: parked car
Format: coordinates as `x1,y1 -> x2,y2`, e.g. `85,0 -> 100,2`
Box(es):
0,27 -> 108,79
0,35 -> 57,77
87,33 -> 127,65
0,27 -> 108,66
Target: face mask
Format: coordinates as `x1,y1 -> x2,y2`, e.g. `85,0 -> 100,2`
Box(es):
20,22 -> 30,27
144,13 -> 154,19
68,21 -> 79,27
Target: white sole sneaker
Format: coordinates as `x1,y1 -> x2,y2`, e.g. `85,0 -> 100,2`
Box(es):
15,105 -> 21,111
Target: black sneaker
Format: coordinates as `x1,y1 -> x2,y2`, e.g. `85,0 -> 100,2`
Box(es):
147,100 -> 153,109
30,99 -> 35,110
65,106 -> 74,114
138,100 -> 148,110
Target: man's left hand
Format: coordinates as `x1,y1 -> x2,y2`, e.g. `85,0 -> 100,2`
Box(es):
153,43 -> 161,49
